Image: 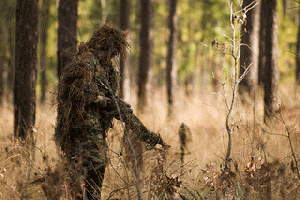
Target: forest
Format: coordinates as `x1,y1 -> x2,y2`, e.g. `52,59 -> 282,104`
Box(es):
1,0 -> 300,199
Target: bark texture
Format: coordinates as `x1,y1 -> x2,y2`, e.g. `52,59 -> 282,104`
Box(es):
57,0 -> 78,80
258,0 -> 267,85
14,0 -> 38,140
239,0 -> 259,96
137,0 -> 154,113
259,0 -> 279,123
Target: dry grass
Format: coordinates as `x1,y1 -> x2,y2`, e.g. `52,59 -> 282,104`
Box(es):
1,84 -> 300,199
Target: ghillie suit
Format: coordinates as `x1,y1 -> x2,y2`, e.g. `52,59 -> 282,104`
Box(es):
55,24 -> 166,199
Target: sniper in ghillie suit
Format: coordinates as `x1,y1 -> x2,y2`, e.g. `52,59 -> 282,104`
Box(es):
54,24 -> 167,199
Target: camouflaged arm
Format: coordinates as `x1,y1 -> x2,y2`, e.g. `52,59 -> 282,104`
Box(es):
109,96 -> 166,147
94,77 -> 166,147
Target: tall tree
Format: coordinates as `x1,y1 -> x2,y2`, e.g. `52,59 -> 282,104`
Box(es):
258,0 -> 267,85
296,5 -> 300,85
119,0 -> 131,99
239,0 -> 259,97
57,0 -> 78,80
166,0 -> 178,117
259,0 -> 279,124
39,0 -> 50,103
282,0 -> 289,18
0,23 -> 8,104
0,61 -> 3,104
14,0 -> 38,139
137,0 -> 154,113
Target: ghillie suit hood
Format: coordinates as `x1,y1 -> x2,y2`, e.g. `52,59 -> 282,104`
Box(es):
86,24 -> 129,64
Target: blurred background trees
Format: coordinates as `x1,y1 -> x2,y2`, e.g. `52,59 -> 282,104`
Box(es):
239,0 -> 259,99
119,0 -> 131,99
1,0 -> 300,122
137,0 -> 154,113
39,0 -> 50,104
166,0 -> 178,117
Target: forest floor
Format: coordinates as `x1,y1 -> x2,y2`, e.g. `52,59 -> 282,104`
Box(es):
0,85 -> 300,199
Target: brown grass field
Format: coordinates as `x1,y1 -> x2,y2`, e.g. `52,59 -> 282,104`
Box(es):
1,85 -> 300,199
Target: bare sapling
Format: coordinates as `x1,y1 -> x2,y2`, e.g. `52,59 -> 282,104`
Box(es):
272,108 -> 300,180
212,0 -> 258,169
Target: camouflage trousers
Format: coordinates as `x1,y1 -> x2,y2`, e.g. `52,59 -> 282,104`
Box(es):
68,131 -> 108,200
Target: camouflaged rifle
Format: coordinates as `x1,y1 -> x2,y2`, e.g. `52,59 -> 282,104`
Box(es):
95,75 -> 167,148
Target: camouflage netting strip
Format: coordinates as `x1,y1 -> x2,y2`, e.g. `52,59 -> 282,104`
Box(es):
109,96 -> 166,147
95,73 -> 166,147
87,23 -> 130,63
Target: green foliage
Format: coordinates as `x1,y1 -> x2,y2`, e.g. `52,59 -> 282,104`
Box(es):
2,0 -> 300,93
277,0 -> 298,83
176,0 -> 228,82
46,0 -> 58,61
78,0 -> 120,42
0,0 -> 16,59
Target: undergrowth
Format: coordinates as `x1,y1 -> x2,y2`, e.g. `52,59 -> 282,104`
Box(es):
0,85 -> 300,199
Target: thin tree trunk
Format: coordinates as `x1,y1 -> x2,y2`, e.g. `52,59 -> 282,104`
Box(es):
14,0 -> 38,140
40,0 -> 50,103
166,0 -> 178,117
0,25 -> 8,104
282,0 -> 289,18
258,0 -> 268,86
57,0 -> 78,80
7,26 -> 15,91
119,0 -> 131,100
260,0 -> 279,123
239,0 -> 259,97
100,0 -> 107,24
137,0 -> 154,113
0,61 -> 3,104
296,6 -> 300,84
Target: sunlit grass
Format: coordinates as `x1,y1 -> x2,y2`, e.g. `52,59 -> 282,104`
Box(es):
0,84 -> 300,199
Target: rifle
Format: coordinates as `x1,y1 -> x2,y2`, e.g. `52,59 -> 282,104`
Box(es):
95,76 -> 168,148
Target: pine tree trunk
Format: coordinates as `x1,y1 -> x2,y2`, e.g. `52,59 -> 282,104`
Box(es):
296,6 -> 300,85
260,0 -> 279,123
258,0 -> 268,86
137,0 -> 154,113
7,26 -> 15,91
0,61 -> 3,104
40,0 -> 50,103
166,0 -> 178,117
57,0 -> 78,80
239,0 -> 259,97
14,0 -> 38,140
119,0 -> 131,99
0,24 -> 7,104
282,0 -> 289,18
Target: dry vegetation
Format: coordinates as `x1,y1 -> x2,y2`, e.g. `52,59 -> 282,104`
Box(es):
0,84 -> 300,199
